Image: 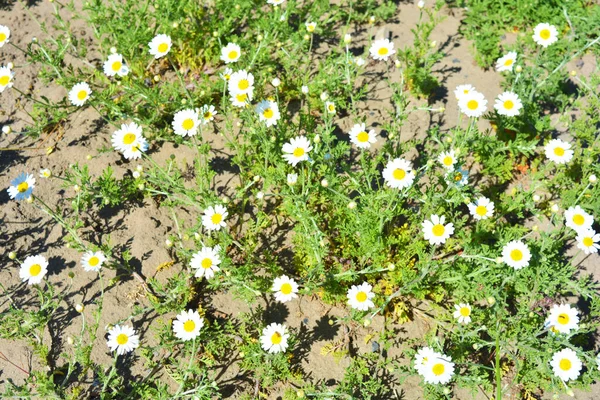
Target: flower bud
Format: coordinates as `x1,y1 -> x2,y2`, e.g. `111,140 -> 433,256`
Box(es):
172,22 -> 179,28
515,65 -> 522,73
589,174 -> 597,183
301,85 -> 308,94
533,194 -> 541,202
110,47 -> 117,54
551,203 -> 559,213
363,318 -> 371,327
8,251 -> 17,260
165,239 -> 173,248
67,336 -> 74,345
313,134 -> 321,143
75,303 -> 84,313
2,125 -> 12,134
297,390 -> 305,398
320,92 -> 328,101
26,196 -> 33,203
320,179 -> 328,187
256,192 -> 264,200
487,297 -> 496,305
271,78 -> 281,87
344,33 -> 352,44
347,201 -> 357,209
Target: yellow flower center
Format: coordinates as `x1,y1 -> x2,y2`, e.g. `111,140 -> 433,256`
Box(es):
280,283 -> 293,295
116,333 -> 129,345
553,147 -> 565,156
504,58 -> 513,66
271,332 -> 282,344
328,104 -> 335,112
393,168 -> 406,180
29,264 -> 42,276
510,249 -> 523,261
583,237 -> 594,247
263,108 -> 274,119
559,358 -> 572,371
378,47 -> 389,56
183,320 -> 196,332
573,214 -> 584,226
0,75 -> 10,86
467,100 -> 478,110
476,205 -> 487,216
88,256 -> 100,267
356,291 -> 367,302
460,307 -> 470,317
0,33 -> 6,42
238,79 -> 249,90
432,363 -> 445,376
228,50 -> 238,60
443,156 -> 453,166
201,258 -> 212,269
540,29 -> 551,40
77,90 -> 88,100
204,112 -> 212,120
432,224 -> 445,237
17,182 -> 29,193
357,131 -> 369,143
158,43 -> 169,53
307,25 -> 315,32
503,100 -> 514,109
111,61 -> 122,72
557,313 -> 569,325
123,133 -> 136,145
182,118 -> 195,130
211,213 -> 223,224
293,147 -> 305,157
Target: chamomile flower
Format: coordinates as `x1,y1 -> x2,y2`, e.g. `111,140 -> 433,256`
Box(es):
446,166 -> 469,187
414,347 -> 439,376
564,206 -> 594,231
369,38 -> 396,61
495,51 -> 517,72
501,240 -> 531,270
545,304 -> 579,334
220,67 -> 233,81
453,303 -> 472,324
201,104 -> 217,125
468,197 -> 495,220
68,82 -> 92,106
346,282 -> 375,311
172,109 -> 200,137
438,150 -> 457,170
458,90 -> 487,118
533,23 -> 558,48
382,158 -> 415,189
422,215 -> 454,246
305,22 -> 316,32
202,205 -> 228,231
260,323 -> 289,353
282,136 -> 312,166
453,84 -> 475,100
81,251 -> 107,272
255,100 -> 281,127
228,70 -> 254,95
544,139 -> 574,164
103,53 -> 129,77
190,246 -> 221,279
0,25 -> 10,48
220,43 -> 241,64
348,123 -> 377,149
287,173 -> 298,185
267,0 -> 285,5
325,101 -> 336,114
148,34 -> 172,59
19,255 -> 48,285
494,91 -> 523,117
39,169 -> 52,179
0,66 -> 15,93
272,275 -> 299,303
421,352 -> 455,385
111,122 -> 148,160
173,310 -> 204,341
576,229 -> 600,254
550,348 -> 582,382
230,91 -> 253,107
106,325 -> 140,355
8,172 -> 35,201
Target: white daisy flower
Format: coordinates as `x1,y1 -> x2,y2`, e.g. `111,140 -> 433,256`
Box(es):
467,197 -> 495,220
0,25 -> 11,48
422,215 -> 454,245
421,352 -> 455,385
355,57 -> 366,66
272,275 -> 299,303
148,34 -> 172,59
438,150 -> 457,170
267,0 -> 285,5
7,172 -> 35,201
550,348 -> 582,382
446,166 -> 469,187
255,100 -> 281,127
19,255 -> 48,285
220,43 -> 241,64
202,205 -> 228,231
414,347 -> 439,376
305,22 -> 316,33
458,90 -> 487,118
190,246 -> 221,279
106,325 -> 140,355
287,173 -> 298,186
545,304 -> 579,334
0,65 -> 15,93
544,139 -> 573,164
453,84 -> 475,100
228,70 -> 254,95
81,251 -> 107,272
495,51 -> 517,72
260,322 -> 289,353
230,91 -> 253,108
39,169 -> 52,179
201,104 -> 217,125
564,206 -> 594,231
68,82 -> 92,106
576,229 -> 600,254
282,136 -> 312,167
453,303 -> 472,324
346,282 -> 375,311
173,309 -> 204,341
369,38 -> 396,61
348,123 -> 377,149
325,101 -> 336,114
172,109 -> 200,137
533,23 -> 559,48
382,158 -> 415,189
103,53 -> 129,77
494,91 -> 522,117
220,67 -> 233,81
110,122 -> 148,160
501,240 -> 531,270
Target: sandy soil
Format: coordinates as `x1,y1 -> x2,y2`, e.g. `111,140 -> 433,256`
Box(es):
0,1 -> 598,399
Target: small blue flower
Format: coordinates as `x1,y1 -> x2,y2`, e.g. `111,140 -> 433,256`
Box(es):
7,172 -> 35,200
